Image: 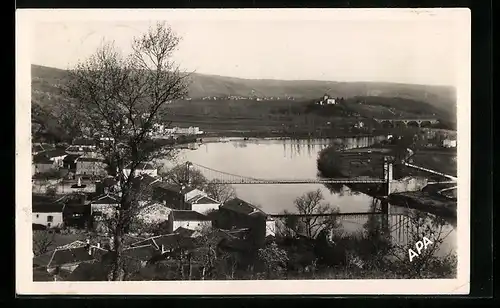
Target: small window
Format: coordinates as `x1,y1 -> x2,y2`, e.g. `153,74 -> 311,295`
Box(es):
47,223 -> 51,228
47,215 -> 54,222
36,214 -> 39,218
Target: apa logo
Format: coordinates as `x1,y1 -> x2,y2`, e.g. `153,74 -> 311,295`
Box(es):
408,237 -> 433,262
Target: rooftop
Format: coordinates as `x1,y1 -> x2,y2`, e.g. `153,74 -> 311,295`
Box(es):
122,244 -> 158,262
91,194 -> 119,205
221,198 -> 267,216
33,246 -> 96,268
76,157 -> 104,163
188,195 -> 220,205
32,202 -> 65,213
33,155 -> 53,164
126,162 -> 156,170
171,210 -> 211,221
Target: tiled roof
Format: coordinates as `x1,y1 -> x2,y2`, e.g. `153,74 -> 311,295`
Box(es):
33,246 -> 96,268
131,233 -> 197,251
32,202 -> 65,213
221,198 -> 267,216
122,244 -> 158,262
189,195 -> 220,204
41,148 -> 68,158
171,210 -> 210,221
174,227 -> 196,237
65,260 -> 108,281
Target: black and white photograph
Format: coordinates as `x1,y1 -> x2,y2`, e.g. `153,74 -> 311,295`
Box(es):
16,9 -> 470,294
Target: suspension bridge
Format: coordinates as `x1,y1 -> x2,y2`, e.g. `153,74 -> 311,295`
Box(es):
188,162 -> 387,185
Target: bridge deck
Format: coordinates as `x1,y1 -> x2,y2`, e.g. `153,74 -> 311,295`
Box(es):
206,178 -> 386,184
269,211 -> 388,218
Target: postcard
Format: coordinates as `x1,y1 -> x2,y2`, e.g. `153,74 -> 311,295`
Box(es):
16,8 -> 470,295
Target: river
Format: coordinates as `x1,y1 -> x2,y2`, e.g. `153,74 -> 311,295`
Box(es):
162,136 -> 456,256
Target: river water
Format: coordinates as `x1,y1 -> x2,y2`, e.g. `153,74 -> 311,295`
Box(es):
163,136 -> 456,256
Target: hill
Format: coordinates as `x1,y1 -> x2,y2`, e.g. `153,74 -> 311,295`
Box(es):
31,64 -> 456,113
30,64 -> 456,141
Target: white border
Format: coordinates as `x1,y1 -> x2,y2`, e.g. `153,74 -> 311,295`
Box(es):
16,8 -> 471,295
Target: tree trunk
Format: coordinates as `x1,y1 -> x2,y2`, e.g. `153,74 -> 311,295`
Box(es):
188,255 -> 193,280
111,227 -> 125,281
201,266 -> 206,280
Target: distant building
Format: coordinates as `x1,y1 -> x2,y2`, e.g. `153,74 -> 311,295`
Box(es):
316,94 -> 337,106
442,139 -> 457,148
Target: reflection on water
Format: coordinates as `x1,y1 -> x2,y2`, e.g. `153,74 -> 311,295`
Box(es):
161,136 -> 456,254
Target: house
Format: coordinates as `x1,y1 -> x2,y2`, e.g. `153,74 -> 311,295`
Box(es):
214,198 -> 268,249
89,194 -> 120,233
33,242 -> 107,275
153,183 -> 206,210
32,202 -> 65,229
63,154 -> 81,171
62,193 -> 92,228
75,156 -> 107,176
90,194 -> 120,216
41,149 -> 68,167
186,194 -> 221,214
33,154 -> 56,174
166,210 -> 211,233
123,162 -> 158,178
136,202 -> 172,226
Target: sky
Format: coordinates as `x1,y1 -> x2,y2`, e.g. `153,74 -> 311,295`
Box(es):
29,10 -> 468,87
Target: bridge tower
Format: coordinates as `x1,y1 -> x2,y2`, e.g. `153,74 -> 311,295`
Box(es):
383,156 -> 394,195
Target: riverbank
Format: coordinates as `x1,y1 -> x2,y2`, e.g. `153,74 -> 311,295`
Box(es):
388,191 -> 457,221
316,144 -> 457,219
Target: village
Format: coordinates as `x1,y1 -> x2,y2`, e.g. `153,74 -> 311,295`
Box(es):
32,137 -> 278,281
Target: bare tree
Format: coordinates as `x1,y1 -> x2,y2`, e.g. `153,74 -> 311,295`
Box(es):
160,164 -> 207,189
33,230 -> 55,256
205,180 -> 236,203
63,22 -> 189,281
293,189 -> 340,239
160,164 -> 237,203
387,210 -> 457,279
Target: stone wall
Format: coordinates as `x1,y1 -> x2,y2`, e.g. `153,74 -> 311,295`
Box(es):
389,176 -> 428,194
